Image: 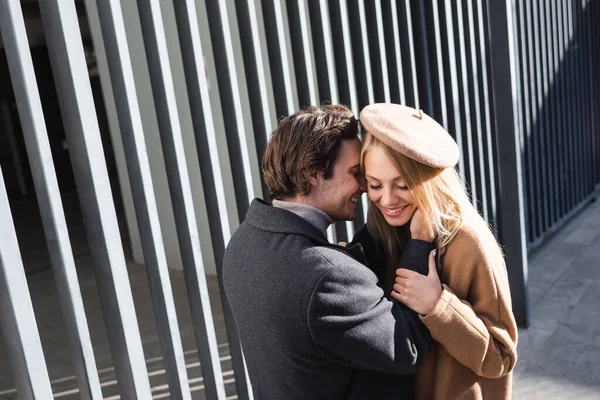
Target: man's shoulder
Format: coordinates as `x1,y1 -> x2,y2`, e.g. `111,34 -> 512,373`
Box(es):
307,246 -> 379,285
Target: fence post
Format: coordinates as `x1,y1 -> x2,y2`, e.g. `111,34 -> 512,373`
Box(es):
485,0 -> 530,327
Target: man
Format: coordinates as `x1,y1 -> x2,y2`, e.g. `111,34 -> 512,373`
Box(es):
223,105 -> 432,399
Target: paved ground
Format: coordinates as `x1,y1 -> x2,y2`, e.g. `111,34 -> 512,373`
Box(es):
1,197 -> 600,398
512,198 -> 600,399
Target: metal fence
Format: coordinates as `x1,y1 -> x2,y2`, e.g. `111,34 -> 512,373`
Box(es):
514,0 -> 600,249
0,0 -> 597,399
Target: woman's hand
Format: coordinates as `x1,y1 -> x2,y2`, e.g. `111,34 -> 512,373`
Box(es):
410,208 -> 434,242
392,250 -> 442,315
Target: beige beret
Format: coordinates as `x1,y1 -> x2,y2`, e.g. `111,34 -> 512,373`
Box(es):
360,103 -> 459,168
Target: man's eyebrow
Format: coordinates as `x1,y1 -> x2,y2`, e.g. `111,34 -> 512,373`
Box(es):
348,164 -> 360,170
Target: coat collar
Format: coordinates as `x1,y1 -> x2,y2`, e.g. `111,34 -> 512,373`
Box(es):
245,199 -> 368,265
245,199 -> 331,244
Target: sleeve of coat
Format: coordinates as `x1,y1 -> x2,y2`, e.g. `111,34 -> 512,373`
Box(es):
397,239 -> 436,276
307,249 -> 431,375
419,227 -> 518,379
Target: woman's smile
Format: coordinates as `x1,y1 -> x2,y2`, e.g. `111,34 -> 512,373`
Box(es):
379,204 -> 411,217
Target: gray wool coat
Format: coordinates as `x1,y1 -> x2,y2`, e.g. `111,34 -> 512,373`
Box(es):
223,199 -> 431,400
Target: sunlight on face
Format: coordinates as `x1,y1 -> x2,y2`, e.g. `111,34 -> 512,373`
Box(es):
317,139 -> 365,221
363,146 -> 417,227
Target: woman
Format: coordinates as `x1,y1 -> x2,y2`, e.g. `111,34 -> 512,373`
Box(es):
358,103 -> 518,399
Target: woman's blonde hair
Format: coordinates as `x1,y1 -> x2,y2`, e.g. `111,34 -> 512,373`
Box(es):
361,132 -> 470,262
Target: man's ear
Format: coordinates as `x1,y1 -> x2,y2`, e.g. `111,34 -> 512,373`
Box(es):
307,171 -> 320,187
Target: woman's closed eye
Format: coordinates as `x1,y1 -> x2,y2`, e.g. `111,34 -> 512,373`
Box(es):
369,183 -> 409,190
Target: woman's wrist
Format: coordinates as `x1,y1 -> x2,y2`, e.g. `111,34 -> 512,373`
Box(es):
422,284 -> 443,315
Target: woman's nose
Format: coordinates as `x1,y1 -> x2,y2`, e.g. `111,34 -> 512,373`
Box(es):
382,187 -> 396,206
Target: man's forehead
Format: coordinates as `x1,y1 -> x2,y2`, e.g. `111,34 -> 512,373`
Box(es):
335,139 -> 361,169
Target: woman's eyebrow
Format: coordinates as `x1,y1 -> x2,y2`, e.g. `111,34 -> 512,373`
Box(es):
365,174 -> 403,181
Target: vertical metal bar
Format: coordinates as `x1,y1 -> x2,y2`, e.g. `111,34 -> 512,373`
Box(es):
594,0 -> 598,185
390,0 -> 407,106
476,0 -> 498,229
413,0 -> 434,115
559,0 -> 574,212
318,0 -> 351,241
567,0 -> 579,206
524,0 -> 542,240
0,1 -> 103,398
498,0 -> 527,228
581,1 -> 589,194
0,168 -> 53,400
597,0 -> 599,186
566,0 -> 577,208
172,1 -> 252,398
135,0 -> 226,398
289,0 -> 337,243
234,0 -> 278,202
589,0 -> 598,186
591,0 -> 596,185
516,0 -> 534,243
317,0 -> 338,106
540,0 -> 556,226
575,1 -> 585,197
89,1 -> 193,398
558,0 -> 569,208
205,0 -> 263,218
82,0 -> 145,266
375,0 -> 391,102
236,0 -> 278,141
1,102 -> 28,196
455,2 -> 478,208
556,0 -> 568,214
443,0 -> 466,179
596,0 -> 600,186
485,0 -> 529,327
571,0 -> 579,200
287,0 -> 318,107
338,0 -> 360,116
575,0 -> 585,201
581,1 -> 592,194
339,0 -> 368,222
550,0 -> 566,218
533,0 -> 551,233
510,0 -> 527,235
37,1 -> 152,397
315,0 -> 356,240
263,0 -> 300,114
546,0 -> 559,222
403,0 -> 420,108
431,0 -> 448,128
357,0 -> 375,105
586,0 -> 594,192
361,4 -> 385,102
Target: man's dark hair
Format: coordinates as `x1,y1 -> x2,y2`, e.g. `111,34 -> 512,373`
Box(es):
262,104 -> 358,200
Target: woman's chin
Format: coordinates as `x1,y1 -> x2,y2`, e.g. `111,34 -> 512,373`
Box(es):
383,215 -> 410,227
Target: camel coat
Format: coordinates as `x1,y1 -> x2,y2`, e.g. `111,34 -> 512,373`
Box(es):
415,210 -> 518,399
